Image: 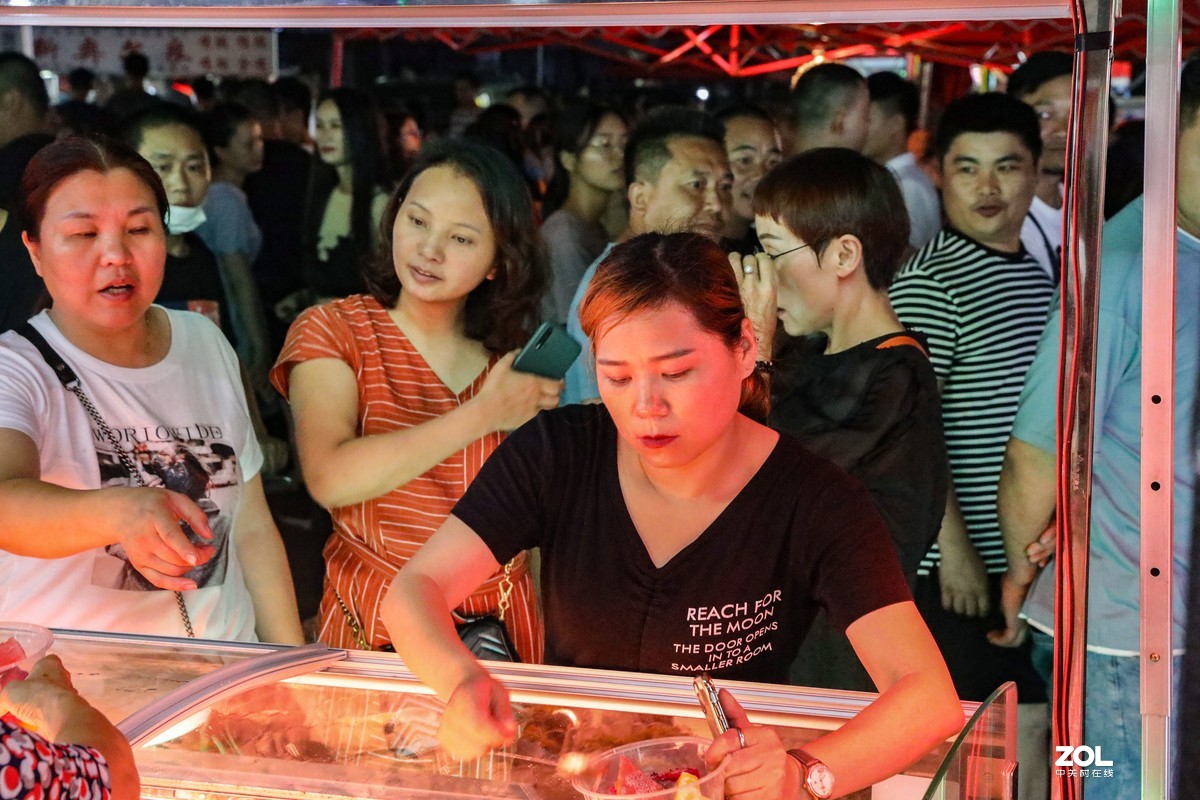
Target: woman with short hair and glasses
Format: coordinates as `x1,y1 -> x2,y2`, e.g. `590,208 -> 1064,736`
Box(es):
734,147 -> 949,691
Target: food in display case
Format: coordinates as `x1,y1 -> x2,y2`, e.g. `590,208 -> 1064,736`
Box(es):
0,636 -> 27,685
41,631 -> 1010,800
571,738 -> 722,800
138,675 -> 716,798
0,622 -> 53,687
519,705 -> 692,759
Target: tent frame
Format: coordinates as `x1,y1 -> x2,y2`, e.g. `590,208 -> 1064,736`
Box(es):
0,0 -> 1182,796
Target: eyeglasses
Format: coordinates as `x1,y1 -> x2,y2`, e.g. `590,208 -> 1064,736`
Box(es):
759,241 -> 823,262
585,136 -> 627,154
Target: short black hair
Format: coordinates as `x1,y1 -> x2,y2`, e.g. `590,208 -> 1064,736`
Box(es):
715,103 -> 774,126
1182,57 -> 1200,131
272,76 -> 312,116
227,78 -> 280,123
1007,51 -> 1073,99
791,63 -> 866,132
122,51 -> 150,79
67,67 -> 95,94
624,106 -> 725,186
867,71 -> 920,135
934,92 -> 1042,163
200,102 -> 255,163
191,75 -> 216,103
507,84 -> 548,104
115,101 -> 203,151
0,52 -> 49,117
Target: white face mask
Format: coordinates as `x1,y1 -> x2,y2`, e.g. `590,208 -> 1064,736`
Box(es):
166,204 -> 207,235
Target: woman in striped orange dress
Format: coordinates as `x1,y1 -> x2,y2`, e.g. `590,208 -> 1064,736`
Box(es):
271,140 -> 560,658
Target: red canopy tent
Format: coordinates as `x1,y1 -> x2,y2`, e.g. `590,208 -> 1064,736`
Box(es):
333,0 -> 1199,81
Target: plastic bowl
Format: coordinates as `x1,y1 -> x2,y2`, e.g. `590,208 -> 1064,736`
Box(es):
0,621 -> 54,675
572,736 -> 726,799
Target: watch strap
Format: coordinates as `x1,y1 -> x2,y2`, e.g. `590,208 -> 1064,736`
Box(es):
787,748 -> 830,799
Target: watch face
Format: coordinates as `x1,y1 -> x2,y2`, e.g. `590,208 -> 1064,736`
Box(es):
807,763 -> 835,798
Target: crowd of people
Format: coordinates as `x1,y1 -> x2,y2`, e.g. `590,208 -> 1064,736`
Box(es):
0,42 -> 1186,800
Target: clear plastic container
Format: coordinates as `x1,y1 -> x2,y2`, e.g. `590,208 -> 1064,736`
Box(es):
0,621 -> 55,679
572,736 -> 726,799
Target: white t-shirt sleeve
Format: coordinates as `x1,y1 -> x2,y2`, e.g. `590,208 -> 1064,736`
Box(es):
0,337 -> 49,443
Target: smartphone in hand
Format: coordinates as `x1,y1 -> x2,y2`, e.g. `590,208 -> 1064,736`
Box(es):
512,322 -> 582,380
694,673 -> 731,738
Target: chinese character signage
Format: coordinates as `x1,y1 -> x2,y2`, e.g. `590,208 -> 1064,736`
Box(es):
30,27 -> 277,78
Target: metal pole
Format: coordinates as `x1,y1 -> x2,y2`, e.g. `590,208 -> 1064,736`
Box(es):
331,31 -> 345,88
1052,0 -> 1115,796
1140,0 -> 1182,795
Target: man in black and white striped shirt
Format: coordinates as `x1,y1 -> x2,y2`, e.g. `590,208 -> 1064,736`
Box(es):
889,93 -> 1054,716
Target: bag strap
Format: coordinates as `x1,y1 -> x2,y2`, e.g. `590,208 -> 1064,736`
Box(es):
14,322 -> 196,638
875,333 -> 930,359
332,588 -> 371,650
16,322 -> 79,389
1025,209 -> 1061,285
496,560 -> 514,622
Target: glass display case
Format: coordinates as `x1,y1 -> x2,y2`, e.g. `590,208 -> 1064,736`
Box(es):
48,630 -> 1014,800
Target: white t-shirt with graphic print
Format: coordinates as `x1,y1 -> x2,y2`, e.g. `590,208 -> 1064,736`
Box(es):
0,307 -> 263,640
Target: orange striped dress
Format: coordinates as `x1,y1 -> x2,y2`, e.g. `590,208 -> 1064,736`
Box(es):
271,294 -> 544,661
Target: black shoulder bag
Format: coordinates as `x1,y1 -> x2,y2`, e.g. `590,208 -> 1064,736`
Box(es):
332,560 -> 520,661
16,322 -> 196,637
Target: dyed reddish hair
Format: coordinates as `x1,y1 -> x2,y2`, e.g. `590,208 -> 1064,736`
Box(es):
578,231 -> 769,423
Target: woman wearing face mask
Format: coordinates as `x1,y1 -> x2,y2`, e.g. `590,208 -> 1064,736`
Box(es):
383,232 -> 961,800
115,104 -> 232,342
0,136 -> 303,643
276,88 -> 388,321
537,101 -> 627,324
118,104 -> 289,476
271,139 -> 559,652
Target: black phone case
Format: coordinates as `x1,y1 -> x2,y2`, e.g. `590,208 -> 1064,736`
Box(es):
512,322 -> 582,380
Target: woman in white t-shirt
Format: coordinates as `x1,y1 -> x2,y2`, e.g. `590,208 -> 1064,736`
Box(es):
0,136 -> 303,644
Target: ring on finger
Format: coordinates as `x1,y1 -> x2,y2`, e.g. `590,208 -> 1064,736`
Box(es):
742,264 -> 756,275
734,726 -> 746,749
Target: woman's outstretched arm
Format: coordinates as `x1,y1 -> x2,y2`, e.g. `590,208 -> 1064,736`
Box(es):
381,515 -> 518,760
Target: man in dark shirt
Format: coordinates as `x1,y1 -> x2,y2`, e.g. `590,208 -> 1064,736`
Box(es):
0,52 -> 52,332
0,52 -> 53,211
0,208 -> 44,333
55,67 -> 112,138
234,79 -> 314,349
105,51 -> 157,122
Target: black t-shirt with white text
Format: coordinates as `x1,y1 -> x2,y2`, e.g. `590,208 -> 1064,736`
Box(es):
453,404 -> 911,684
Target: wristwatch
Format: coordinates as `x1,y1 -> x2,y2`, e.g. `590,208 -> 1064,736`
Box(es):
788,748 -> 834,799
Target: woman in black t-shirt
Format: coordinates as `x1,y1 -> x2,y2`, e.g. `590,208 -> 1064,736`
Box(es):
383,233 -> 961,799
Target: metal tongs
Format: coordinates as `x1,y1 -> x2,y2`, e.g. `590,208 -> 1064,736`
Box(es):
556,672 -> 731,780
